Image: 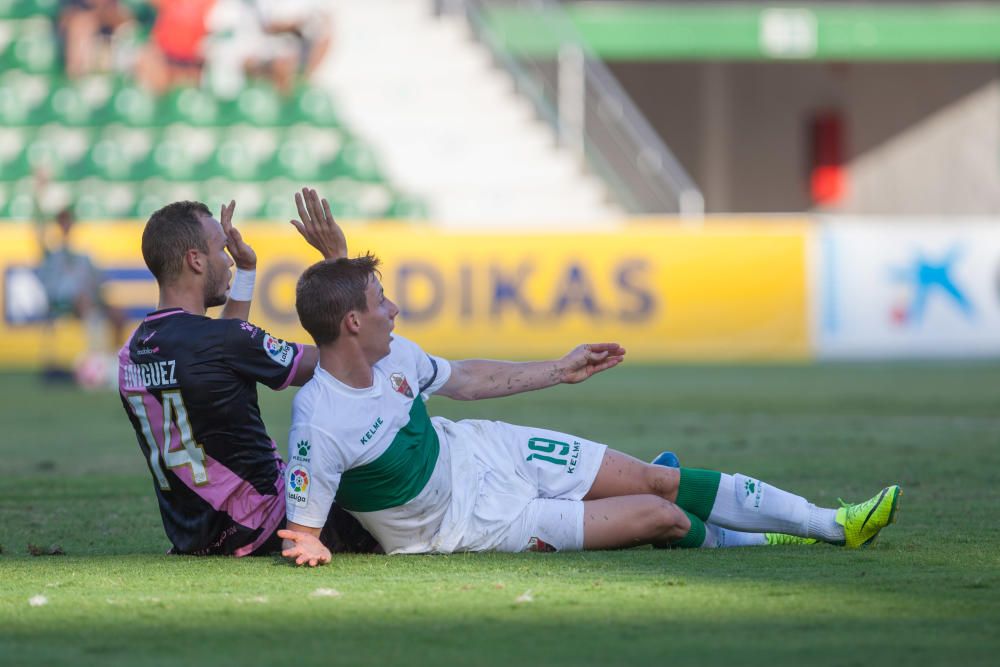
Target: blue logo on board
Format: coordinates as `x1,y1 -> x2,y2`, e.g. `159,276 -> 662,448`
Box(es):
890,246 -> 973,326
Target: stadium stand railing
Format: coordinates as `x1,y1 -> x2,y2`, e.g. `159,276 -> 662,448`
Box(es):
450,0 -> 704,217
0,0 -> 427,221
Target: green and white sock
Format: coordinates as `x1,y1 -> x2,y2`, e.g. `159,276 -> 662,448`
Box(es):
675,468 -> 844,543
673,510 -> 707,548
671,511 -> 768,548
704,524 -> 768,548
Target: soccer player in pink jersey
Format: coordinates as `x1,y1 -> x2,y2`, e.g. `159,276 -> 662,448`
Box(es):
118,189 -> 376,556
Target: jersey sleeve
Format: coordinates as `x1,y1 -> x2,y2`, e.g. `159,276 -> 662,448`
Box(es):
392,335 -> 451,398
222,320 -> 305,390
285,423 -> 343,529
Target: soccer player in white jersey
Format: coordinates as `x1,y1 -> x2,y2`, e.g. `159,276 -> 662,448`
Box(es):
278,256 -> 902,566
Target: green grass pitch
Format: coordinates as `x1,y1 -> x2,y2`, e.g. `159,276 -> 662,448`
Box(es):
1,363 -> 999,666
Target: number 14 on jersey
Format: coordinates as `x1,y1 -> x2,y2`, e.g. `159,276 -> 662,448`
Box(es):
127,391 -> 209,490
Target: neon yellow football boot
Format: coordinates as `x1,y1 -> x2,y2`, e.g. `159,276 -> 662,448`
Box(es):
764,533 -> 819,546
835,485 -> 902,548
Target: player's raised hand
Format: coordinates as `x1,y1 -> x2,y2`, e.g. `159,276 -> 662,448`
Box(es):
291,187 -> 348,260
278,529 -> 332,567
558,343 -> 626,384
220,200 -> 257,270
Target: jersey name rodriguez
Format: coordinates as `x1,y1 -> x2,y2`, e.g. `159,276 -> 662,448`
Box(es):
286,336 -> 451,530
121,359 -> 178,389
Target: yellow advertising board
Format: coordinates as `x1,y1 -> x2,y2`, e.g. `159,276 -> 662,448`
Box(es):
0,219 -> 811,367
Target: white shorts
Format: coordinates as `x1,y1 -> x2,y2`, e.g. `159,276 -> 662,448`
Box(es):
437,419 -> 607,553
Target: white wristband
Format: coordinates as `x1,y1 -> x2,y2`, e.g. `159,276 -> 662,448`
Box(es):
229,268 -> 256,301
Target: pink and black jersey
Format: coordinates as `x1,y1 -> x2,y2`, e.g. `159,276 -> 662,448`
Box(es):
118,308 -> 304,556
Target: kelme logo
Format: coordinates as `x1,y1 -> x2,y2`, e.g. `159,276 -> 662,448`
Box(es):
296,440 -> 310,458
745,479 -> 756,496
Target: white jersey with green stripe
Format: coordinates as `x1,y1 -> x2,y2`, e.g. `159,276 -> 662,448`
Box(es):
285,335 -> 455,553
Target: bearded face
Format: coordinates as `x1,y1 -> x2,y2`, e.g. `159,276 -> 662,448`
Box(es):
197,215 -> 232,309
204,256 -> 230,308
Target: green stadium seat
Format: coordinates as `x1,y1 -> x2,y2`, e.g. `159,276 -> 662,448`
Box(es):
131,178 -> 201,219
0,21 -> 412,221
76,138 -> 137,181
208,126 -> 279,182
285,86 -> 340,127
71,178 -> 137,219
389,195 -> 429,220
0,126 -> 31,181
0,70 -> 51,125
256,178 -> 302,220
23,131 -> 75,180
25,124 -> 91,180
235,84 -> 285,127
94,124 -> 157,178
270,136 -> 331,181
108,83 -> 160,127
140,125 -> 219,181
42,77 -> 115,126
0,177 -> 36,219
333,140 -> 383,182
161,87 -> 231,127
0,17 -> 57,73
198,179 -> 268,218
0,0 -> 58,22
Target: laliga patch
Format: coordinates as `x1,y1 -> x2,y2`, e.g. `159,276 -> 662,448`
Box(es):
390,372 -> 413,398
262,334 -> 293,367
287,464 -> 310,508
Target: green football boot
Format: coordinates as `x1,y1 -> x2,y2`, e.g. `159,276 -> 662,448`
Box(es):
764,533 -> 819,546
835,485 -> 902,548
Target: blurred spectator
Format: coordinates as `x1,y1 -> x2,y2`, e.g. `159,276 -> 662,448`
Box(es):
208,0 -> 331,97
204,0 -> 291,97
58,0 -> 135,78
205,0 -> 332,97
34,172 -> 125,384
255,0 -> 332,80
135,0 -> 216,94
130,0 -> 333,96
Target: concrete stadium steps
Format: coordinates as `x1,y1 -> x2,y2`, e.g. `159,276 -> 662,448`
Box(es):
319,0 -> 622,225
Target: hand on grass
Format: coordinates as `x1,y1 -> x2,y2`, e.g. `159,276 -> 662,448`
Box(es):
278,529 -> 332,567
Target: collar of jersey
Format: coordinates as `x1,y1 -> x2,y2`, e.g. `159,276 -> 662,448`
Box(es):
144,307 -> 188,321
313,365 -> 384,398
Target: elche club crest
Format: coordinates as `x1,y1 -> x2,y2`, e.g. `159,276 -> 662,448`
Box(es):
390,372 -> 413,398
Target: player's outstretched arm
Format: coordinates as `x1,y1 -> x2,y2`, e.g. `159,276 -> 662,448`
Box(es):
220,199 -> 258,320
437,343 -> 626,401
278,525 -> 332,567
290,187 -> 348,260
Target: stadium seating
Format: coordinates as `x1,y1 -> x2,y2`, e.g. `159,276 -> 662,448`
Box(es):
0,0 -> 426,220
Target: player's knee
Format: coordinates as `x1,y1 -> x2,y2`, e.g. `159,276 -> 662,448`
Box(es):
668,506 -> 691,541
640,497 -> 688,542
643,464 -> 679,500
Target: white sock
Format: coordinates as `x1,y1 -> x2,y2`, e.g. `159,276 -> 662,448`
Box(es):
707,473 -> 811,536
807,505 -> 844,542
702,523 -> 768,548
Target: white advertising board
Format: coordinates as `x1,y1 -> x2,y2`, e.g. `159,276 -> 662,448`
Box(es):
816,219 -> 1000,358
